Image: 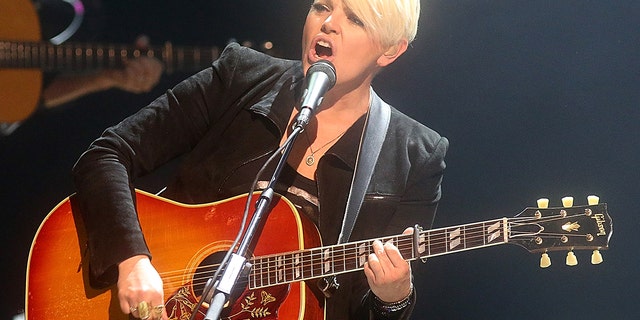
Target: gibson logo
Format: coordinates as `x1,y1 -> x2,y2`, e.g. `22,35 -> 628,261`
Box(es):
591,214 -> 607,236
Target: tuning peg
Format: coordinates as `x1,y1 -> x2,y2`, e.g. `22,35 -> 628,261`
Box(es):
540,252 -> 551,268
566,251 -> 578,266
536,198 -> 549,208
591,249 -> 603,264
587,195 -> 600,205
561,196 -> 574,207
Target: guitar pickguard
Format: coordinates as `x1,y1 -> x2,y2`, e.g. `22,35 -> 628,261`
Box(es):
164,271 -> 290,319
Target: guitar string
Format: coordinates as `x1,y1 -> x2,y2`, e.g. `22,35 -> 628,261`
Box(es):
156,225 -> 512,290
157,233 -> 466,289
6,42 -> 220,70
244,228 -> 580,278
159,233 -> 559,291
157,224 -> 567,289
157,216 -> 588,290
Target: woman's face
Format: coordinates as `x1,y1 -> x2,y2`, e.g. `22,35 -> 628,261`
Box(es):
302,0 -> 388,91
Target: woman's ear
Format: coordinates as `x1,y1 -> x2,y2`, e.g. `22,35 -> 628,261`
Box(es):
377,39 -> 409,67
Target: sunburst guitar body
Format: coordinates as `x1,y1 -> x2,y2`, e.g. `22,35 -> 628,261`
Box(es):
26,190 -> 325,319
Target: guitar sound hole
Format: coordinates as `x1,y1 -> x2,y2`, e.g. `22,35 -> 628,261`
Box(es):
192,251 -> 227,297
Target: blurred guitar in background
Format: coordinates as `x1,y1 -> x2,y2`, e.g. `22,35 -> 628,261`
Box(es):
0,0 -> 222,123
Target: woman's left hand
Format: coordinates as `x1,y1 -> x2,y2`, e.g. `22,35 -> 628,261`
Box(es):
363,227 -> 414,302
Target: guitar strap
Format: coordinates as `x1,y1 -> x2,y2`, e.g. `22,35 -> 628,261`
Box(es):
338,89 -> 391,244
319,88 -> 391,297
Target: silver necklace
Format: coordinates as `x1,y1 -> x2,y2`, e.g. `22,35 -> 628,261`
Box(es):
304,129 -> 348,166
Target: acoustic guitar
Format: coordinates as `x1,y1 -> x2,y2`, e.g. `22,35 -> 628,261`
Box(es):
1,0 -> 220,122
25,190 -> 612,319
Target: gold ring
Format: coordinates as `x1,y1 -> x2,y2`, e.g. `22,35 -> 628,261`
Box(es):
138,301 -> 151,320
130,306 -> 138,313
152,305 -> 164,319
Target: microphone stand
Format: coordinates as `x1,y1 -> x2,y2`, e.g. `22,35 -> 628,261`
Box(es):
203,124 -> 305,320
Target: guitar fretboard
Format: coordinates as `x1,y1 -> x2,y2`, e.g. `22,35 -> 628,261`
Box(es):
0,41 -> 220,73
247,218 -> 507,289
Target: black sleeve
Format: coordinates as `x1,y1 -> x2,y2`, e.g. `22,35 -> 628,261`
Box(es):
71,43 -> 266,286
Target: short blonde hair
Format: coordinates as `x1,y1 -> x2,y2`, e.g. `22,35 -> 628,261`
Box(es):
343,0 -> 420,48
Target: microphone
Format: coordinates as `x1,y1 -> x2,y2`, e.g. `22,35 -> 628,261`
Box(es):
293,60 -> 337,129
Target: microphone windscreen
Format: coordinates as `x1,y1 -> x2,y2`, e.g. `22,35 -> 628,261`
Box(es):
307,60 -> 337,88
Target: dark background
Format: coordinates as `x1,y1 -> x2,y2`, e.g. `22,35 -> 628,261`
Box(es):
2,0 -> 638,319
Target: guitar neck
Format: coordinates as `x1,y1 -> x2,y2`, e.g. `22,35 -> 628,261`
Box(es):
0,41 -> 220,73
248,218 -> 508,289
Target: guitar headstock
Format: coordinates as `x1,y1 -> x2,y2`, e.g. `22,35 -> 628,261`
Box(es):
508,195 -> 612,268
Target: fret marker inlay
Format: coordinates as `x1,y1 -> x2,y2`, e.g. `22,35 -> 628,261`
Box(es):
277,256 -> 284,281
294,253 -> 301,279
358,243 -> 367,267
323,248 -> 331,274
418,233 -> 426,254
487,221 -> 502,243
449,228 -> 461,250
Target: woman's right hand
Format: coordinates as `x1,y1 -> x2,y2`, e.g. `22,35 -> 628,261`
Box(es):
117,255 -> 168,320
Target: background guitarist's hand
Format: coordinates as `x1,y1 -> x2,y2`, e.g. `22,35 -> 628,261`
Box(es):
364,228 -> 414,303
41,35 -> 164,108
100,35 -> 163,94
117,255 -> 168,320
103,55 -> 163,94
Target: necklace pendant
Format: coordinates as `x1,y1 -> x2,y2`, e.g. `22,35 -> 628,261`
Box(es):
305,154 -> 315,166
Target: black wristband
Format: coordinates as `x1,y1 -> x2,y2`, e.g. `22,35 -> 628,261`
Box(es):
372,284 -> 414,315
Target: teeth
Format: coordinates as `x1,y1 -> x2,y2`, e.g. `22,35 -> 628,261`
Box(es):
317,40 -> 331,48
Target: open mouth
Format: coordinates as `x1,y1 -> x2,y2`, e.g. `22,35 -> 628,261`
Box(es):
315,40 -> 333,58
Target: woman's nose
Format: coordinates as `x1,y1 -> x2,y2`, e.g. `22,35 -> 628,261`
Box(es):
321,13 -> 341,34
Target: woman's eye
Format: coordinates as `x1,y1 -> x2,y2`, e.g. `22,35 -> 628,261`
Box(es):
311,3 -> 330,12
348,14 -> 364,27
